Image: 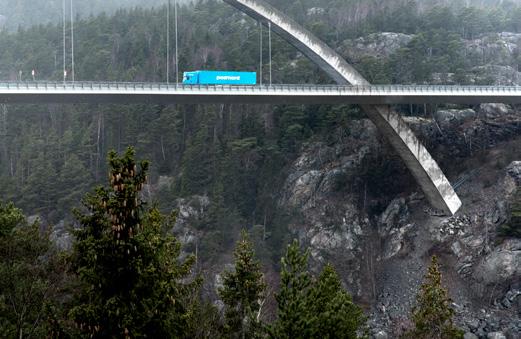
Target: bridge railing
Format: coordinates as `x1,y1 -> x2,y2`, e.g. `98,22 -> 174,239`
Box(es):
0,81 -> 520,94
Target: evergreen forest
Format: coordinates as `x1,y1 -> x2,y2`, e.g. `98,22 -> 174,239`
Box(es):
1,0 -> 521,336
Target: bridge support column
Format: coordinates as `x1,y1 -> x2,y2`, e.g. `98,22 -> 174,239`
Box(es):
224,0 -> 462,214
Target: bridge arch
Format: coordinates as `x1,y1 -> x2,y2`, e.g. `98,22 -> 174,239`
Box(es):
224,0 -> 462,215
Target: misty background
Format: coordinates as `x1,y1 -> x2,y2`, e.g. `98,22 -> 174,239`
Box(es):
2,0 -> 521,31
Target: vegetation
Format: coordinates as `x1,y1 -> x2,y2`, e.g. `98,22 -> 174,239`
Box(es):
0,150 -> 367,337
402,256 -> 463,339
1,0 -> 520,231
0,202 -> 67,338
269,240 -> 366,338
0,0 -> 188,31
69,147 -> 199,338
0,0 -> 517,337
219,230 -> 267,338
500,188 -> 521,237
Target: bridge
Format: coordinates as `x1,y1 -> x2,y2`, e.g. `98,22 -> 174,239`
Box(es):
9,0 -> 513,215
2,82 -> 521,105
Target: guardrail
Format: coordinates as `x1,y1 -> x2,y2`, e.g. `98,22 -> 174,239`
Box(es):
1,81 -> 521,94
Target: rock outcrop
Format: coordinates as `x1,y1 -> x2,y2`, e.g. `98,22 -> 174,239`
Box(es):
465,33 -> 521,67
474,239 -> 521,288
341,30 -> 521,87
340,32 -> 413,63
276,89 -> 521,334
279,120 -> 380,296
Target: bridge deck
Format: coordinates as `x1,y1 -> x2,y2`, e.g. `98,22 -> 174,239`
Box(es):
1,82 -> 521,105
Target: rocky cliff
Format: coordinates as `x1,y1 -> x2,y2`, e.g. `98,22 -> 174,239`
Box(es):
341,31 -> 521,86
275,31 -> 521,337
42,29 -> 521,338
165,101 -> 521,337
279,102 -> 521,337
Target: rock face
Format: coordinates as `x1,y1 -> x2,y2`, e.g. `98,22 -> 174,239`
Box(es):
155,31 -> 521,336
407,103 -> 521,162
24,215 -> 75,252
470,65 -> 521,86
378,198 -> 414,260
434,109 -> 477,128
277,96 -> 521,334
279,119 -> 380,296
474,239 -> 521,287
465,33 -> 521,67
173,195 -> 210,230
452,32 -> 521,86
507,161 -> 521,186
341,30 -> 521,86
171,195 -> 210,255
50,220 -> 74,251
340,32 -> 413,63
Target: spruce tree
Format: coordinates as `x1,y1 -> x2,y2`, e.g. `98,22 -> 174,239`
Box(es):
0,201 -> 66,338
219,230 -> 267,338
269,240 -> 366,339
311,264 -> 366,338
0,200 -> 24,236
269,240 -> 313,339
69,147 -> 198,338
403,256 -> 463,339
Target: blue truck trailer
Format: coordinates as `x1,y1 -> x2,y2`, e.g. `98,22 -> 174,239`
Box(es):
182,70 -> 257,85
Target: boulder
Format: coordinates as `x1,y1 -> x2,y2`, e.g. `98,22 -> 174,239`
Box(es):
308,206 -> 364,260
464,333 -> 478,339
474,239 -> 521,287
306,7 -> 325,15
379,198 -> 409,236
486,332 -> 506,339
478,103 -> 512,119
173,195 -> 210,230
434,109 -> 476,127
49,220 -> 74,251
157,175 -> 174,190
485,200 -> 509,226
382,223 -> 414,259
470,65 -> 521,86
283,170 -> 323,208
26,214 -> 43,226
507,161 -> 521,186
373,331 -> 388,339
451,241 -> 464,258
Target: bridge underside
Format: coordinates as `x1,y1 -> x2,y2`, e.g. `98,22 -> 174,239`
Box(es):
224,0 -> 462,215
2,91 -> 521,105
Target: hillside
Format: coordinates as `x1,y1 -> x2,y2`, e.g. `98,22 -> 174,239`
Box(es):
1,0 -> 521,337
0,0 -> 192,31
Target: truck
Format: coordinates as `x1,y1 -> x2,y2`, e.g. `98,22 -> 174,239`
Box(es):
182,70 -> 257,85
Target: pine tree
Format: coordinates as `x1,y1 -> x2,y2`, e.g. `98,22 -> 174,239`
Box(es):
219,230 -> 267,339
269,240 -> 313,339
0,201 -> 66,338
269,240 -> 366,339
311,264 -> 366,338
69,147 -> 198,338
0,200 -> 24,236
403,256 -> 463,339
